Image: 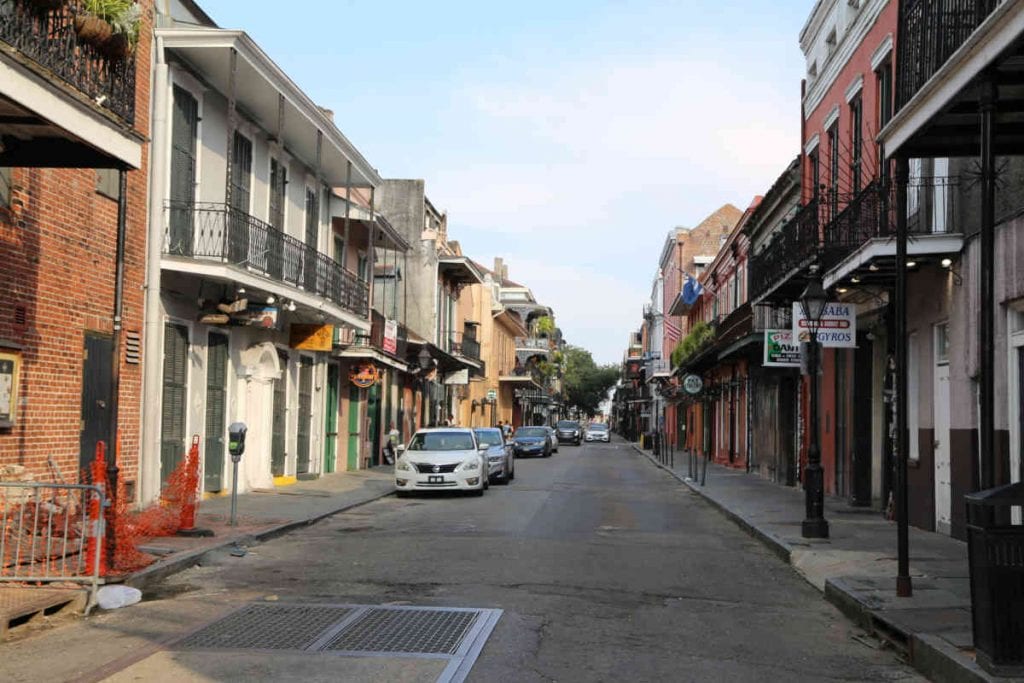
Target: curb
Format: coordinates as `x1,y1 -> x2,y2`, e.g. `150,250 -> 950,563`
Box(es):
123,487 -> 395,592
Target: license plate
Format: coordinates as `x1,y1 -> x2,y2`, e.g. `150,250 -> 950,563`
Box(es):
428,475 -> 445,484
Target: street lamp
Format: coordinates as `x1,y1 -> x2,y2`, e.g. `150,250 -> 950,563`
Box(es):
417,347 -> 433,427
800,275 -> 830,539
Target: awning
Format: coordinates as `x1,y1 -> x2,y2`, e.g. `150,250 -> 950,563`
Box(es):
438,255 -> 484,285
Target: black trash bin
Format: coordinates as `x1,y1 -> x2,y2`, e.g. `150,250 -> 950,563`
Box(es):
965,481 -> 1024,677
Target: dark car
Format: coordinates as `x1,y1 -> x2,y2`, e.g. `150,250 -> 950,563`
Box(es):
511,426 -> 552,458
555,420 -> 582,445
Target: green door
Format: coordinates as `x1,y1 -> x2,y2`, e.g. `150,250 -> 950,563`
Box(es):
347,385 -> 361,470
204,333 -> 228,491
324,363 -> 339,474
160,324 -> 189,484
368,383 -> 381,467
296,357 -> 313,475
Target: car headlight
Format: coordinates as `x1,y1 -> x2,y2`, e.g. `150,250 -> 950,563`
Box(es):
396,460 -> 412,471
461,459 -> 480,471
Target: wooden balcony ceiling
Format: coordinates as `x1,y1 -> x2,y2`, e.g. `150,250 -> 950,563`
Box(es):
0,94 -> 123,168
897,41 -> 1024,158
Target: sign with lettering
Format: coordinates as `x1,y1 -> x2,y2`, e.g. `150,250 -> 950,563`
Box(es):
763,329 -> 801,367
290,324 -> 334,351
682,374 -> 703,395
349,361 -> 379,388
382,319 -> 398,355
791,302 -> 857,348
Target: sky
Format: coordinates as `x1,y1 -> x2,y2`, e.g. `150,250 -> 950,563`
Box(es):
199,0 -> 812,365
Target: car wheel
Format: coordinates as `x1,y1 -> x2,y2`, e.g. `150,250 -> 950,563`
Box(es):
508,458 -> 515,481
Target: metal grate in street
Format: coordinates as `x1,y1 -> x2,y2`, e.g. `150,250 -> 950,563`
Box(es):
176,603 -> 353,651
322,606 -> 479,654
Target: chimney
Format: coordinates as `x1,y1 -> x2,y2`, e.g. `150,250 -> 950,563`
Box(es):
318,106 -> 334,122
494,257 -> 504,281
502,265 -> 509,281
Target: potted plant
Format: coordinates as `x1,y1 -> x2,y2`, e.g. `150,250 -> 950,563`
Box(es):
102,2 -> 141,59
74,0 -> 131,50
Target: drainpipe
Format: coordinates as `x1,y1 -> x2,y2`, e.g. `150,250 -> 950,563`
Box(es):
141,37 -> 170,504
105,167 -> 127,560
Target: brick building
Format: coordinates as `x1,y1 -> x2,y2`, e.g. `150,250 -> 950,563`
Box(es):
0,1 -> 151,492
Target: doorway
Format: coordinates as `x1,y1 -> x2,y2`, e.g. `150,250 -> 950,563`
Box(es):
324,363 -> 340,474
296,357 -> 313,476
204,333 -> 228,492
271,351 -> 287,477
79,333 -> 113,476
934,323 -> 952,533
347,385 -> 362,470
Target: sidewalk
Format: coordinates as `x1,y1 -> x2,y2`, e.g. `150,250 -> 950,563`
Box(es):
630,442 -> 1018,683
121,469 -> 394,591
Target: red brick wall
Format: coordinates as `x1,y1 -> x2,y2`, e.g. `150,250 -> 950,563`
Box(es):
0,2 -> 152,487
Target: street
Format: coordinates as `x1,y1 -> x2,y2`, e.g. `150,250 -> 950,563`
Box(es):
0,439 -> 921,683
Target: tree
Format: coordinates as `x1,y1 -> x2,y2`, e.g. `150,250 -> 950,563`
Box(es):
562,345 -> 619,417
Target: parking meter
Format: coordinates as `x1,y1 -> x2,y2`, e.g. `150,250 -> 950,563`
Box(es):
228,422 -> 247,461
227,422 -> 247,526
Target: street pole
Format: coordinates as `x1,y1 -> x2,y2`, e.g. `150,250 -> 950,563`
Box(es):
895,156 -> 912,596
802,327 -> 829,538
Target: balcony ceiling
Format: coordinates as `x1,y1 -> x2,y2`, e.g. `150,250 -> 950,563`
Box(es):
438,255 -> 484,285
882,4 -> 1024,158
159,28 -> 380,188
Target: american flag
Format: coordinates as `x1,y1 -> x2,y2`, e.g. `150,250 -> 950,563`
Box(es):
664,316 -> 682,343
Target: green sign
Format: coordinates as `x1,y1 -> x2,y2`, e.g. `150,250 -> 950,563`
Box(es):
764,329 -> 800,367
486,389 -> 497,401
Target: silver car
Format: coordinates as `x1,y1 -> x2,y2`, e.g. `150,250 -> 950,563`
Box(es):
474,427 -> 514,484
546,426 -> 560,453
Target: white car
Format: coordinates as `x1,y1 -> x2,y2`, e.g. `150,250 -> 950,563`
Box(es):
394,428 -> 488,496
584,423 -> 611,443
474,427 -> 514,484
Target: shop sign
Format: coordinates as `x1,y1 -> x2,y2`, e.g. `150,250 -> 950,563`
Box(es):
349,361 -> 379,388
791,302 -> 856,347
382,319 -> 398,355
290,324 -> 334,351
444,369 -> 469,385
763,329 -> 801,367
234,304 -> 279,329
682,374 -> 703,395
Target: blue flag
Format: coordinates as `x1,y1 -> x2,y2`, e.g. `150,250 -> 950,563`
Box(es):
681,276 -> 703,306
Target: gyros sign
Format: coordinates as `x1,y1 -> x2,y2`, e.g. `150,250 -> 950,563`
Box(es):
791,302 -> 857,348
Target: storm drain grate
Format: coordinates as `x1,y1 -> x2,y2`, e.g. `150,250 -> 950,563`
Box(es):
323,607 -> 479,654
176,604 -> 353,651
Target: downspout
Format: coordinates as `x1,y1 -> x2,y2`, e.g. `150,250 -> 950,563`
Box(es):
141,35 -> 170,505
106,166 -> 127,560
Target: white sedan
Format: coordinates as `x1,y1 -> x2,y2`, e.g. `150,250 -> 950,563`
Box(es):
394,428 -> 488,496
584,423 -> 611,443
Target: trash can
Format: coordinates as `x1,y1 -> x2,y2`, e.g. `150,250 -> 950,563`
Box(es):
965,481 -> 1024,677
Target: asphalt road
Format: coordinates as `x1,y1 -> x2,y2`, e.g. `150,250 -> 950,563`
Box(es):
1,438 -> 923,682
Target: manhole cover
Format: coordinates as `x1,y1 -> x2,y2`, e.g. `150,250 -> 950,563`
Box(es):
323,607 -> 479,654
176,604 -> 352,650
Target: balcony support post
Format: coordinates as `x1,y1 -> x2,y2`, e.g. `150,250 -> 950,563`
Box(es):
223,47 -> 238,257
368,186 -> 376,315
979,78 -> 997,493
894,155 -> 913,598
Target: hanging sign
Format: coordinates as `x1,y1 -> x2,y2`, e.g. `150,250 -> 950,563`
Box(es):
486,389 -> 498,401
290,324 -> 334,351
791,302 -> 857,347
349,361 -> 379,388
682,374 -> 703,395
763,329 -> 801,367
382,319 -> 398,355
444,369 -> 469,385
233,305 -> 279,329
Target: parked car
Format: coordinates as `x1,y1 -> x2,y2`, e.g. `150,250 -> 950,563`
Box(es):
545,426 -> 560,453
555,420 -> 582,445
394,428 -> 487,496
474,427 -> 514,484
585,423 -> 611,443
511,426 -> 552,458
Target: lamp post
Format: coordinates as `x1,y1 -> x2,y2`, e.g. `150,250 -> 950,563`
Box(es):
800,275 -> 830,539
417,347 -> 433,428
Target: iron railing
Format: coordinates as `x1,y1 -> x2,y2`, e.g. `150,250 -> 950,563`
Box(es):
749,200 -> 820,299
163,202 -> 369,318
753,304 -> 792,332
447,330 -> 481,360
0,0 -> 136,123
368,310 -> 408,360
515,336 -> 550,354
1,481 -> 106,613
896,0 -> 1001,111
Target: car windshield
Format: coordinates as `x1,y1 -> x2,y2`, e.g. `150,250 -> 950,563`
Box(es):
589,424 -> 608,431
473,429 -> 503,447
515,427 -> 548,438
407,431 -> 475,451
556,421 -> 578,429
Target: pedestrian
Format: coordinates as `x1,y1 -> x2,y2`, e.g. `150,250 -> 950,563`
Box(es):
382,421 -> 400,465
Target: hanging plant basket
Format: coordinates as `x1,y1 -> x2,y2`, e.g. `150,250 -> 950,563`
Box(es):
74,13 -> 113,48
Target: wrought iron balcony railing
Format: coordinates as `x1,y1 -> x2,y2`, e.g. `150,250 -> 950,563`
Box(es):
446,330 -> 481,361
749,200 -> 820,299
163,202 -> 369,319
0,0 -> 136,123
896,0 -> 1001,111
753,304 -> 792,332
368,310 -> 408,359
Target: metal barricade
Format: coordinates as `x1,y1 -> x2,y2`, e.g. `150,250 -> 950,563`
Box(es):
0,482 -> 106,614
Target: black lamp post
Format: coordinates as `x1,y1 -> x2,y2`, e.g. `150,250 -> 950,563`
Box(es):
800,275 -> 830,539
417,348 -> 433,427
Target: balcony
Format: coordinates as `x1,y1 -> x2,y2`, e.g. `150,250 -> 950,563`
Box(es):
446,330 -> 481,362
749,200 -> 820,304
163,202 -> 369,319
366,310 -> 408,360
0,1 -> 136,124
896,0 -> 1000,112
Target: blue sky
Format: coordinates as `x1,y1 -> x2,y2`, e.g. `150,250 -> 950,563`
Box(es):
200,0 -> 812,364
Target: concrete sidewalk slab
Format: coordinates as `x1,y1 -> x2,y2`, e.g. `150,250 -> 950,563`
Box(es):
628,441 -> 1021,683
121,470 -> 395,592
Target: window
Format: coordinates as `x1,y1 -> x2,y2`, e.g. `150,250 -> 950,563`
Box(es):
935,322 -> 949,364
96,168 -> 120,200
0,167 -> 10,207
850,95 -> 863,194
808,148 -> 820,204
908,158 -> 922,218
334,235 -> 344,264
876,59 -> 893,181
827,122 -> 839,219
269,158 -> 286,231
304,187 -> 319,249
357,251 -> 368,281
